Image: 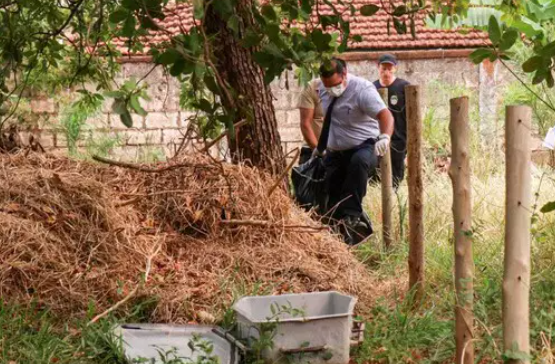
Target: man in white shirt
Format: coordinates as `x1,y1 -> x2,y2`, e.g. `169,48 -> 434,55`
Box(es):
297,59 -> 347,164
317,59 -> 394,245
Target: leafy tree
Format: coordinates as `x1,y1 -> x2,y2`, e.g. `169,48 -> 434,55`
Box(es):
3,0 -> 555,174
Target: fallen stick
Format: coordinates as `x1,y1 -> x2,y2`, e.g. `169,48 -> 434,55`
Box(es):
92,155 -> 215,172
267,147 -> 300,196
221,218 -> 327,231
88,242 -> 162,325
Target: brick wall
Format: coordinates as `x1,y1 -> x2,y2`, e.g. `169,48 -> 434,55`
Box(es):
22,50 -> 508,161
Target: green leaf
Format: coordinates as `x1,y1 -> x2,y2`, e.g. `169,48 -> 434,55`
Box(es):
242,30 -> 262,48
213,0 -> 233,18
393,17 -> 407,34
112,98 -> 127,115
261,4 -> 277,21
109,8 -> 129,24
188,30 -> 201,54
130,95 -> 147,116
170,59 -> 186,76
360,4 -> 380,16
121,0 -> 138,10
122,15 -> 137,38
120,110 -> 133,128
197,99 -> 213,113
522,56 -> 542,73
352,35 -> 363,42
311,29 -> 332,52
203,74 -> 220,94
512,18 -> 542,38
541,201 -> 555,213
469,48 -> 493,64
104,90 -> 125,98
541,41 -> 555,58
488,15 -> 502,45
157,49 -> 180,65
532,69 -> 547,84
301,0 -> 312,14
193,0 -> 204,19
265,23 -> 281,40
123,78 -> 137,92
227,15 -> 240,34
263,70 -> 277,85
253,51 -> 275,67
320,15 -> 340,29
499,28 -> 518,51
322,350 -> 334,361
393,5 -> 407,17
546,71 -> 555,88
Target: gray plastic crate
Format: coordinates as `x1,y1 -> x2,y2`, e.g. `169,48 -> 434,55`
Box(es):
233,291 -> 356,364
114,324 -> 242,364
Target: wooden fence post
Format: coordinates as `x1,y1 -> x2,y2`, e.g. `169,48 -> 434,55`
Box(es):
378,88 -> 393,250
504,105 -> 532,364
449,97 -> 474,364
406,85 -> 424,300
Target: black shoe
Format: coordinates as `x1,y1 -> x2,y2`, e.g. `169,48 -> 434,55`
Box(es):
341,215 -> 372,246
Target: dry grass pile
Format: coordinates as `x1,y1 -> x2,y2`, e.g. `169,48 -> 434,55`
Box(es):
0,152 -> 376,323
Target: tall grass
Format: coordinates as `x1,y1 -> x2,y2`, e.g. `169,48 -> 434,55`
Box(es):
357,132 -> 555,362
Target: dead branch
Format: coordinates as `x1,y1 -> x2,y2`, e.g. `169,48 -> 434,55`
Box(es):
221,218 -> 327,231
92,155 -> 216,172
268,147 -> 300,196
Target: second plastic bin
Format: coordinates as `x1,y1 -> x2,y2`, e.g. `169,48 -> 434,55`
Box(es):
233,291 -> 356,364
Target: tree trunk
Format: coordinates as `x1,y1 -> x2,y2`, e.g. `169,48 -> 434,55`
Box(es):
406,85 -> 424,302
449,97 -> 474,364
378,88 -> 393,250
503,105 -> 532,364
204,1 -> 285,175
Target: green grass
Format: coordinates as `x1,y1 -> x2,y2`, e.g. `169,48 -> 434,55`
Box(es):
356,146 -> 555,363
0,301 -> 127,364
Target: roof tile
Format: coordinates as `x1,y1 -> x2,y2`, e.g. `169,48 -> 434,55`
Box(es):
115,1 -> 489,56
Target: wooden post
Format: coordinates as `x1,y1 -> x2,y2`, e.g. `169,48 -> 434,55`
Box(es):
406,85 -> 424,300
504,105 -> 532,364
378,88 -> 394,250
449,97 -> 474,364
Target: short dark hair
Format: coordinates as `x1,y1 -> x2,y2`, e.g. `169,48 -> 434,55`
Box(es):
319,57 -> 347,78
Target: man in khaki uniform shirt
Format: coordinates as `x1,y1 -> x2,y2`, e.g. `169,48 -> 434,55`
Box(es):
297,79 -> 324,163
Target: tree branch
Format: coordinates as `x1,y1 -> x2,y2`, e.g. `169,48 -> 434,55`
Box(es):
33,0 -> 87,39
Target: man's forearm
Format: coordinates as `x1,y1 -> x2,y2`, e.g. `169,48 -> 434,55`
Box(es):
377,108 -> 394,136
300,108 -> 318,148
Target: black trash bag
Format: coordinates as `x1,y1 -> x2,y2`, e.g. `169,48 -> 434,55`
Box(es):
291,157 -> 328,213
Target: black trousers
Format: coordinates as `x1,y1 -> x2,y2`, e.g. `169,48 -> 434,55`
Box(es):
391,140 -> 406,188
324,139 -> 378,220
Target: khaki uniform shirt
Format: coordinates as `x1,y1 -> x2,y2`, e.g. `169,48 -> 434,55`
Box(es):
297,79 -> 324,140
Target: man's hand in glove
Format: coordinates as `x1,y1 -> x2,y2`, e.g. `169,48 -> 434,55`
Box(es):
374,134 -> 390,157
311,148 -> 325,160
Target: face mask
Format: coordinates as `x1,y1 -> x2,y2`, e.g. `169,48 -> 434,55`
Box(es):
327,83 -> 346,97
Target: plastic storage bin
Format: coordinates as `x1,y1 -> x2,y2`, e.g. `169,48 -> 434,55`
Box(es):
233,291 -> 356,364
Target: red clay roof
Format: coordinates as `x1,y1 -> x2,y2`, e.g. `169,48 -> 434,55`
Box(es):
114,1 -> 489,56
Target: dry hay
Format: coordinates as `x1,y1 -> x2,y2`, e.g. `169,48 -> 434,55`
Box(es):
0,152 -> 377,323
